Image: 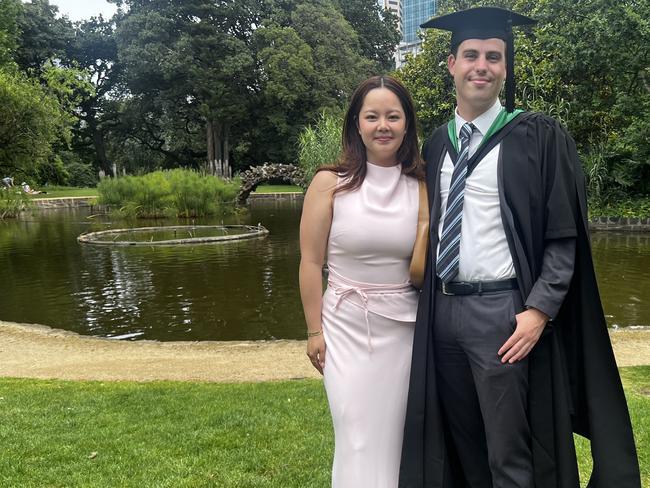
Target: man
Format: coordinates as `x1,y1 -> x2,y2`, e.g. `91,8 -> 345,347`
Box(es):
399,7 -> 640,488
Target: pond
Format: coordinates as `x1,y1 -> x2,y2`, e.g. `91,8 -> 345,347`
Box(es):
0,201 -> 648,341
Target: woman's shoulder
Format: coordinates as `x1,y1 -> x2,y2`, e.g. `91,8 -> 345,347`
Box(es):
308,170 -> 339,192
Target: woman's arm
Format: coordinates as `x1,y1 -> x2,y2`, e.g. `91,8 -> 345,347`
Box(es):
299,170 -> 337,374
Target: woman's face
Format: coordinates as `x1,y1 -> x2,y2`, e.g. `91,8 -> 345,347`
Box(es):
357,87 -> 406,166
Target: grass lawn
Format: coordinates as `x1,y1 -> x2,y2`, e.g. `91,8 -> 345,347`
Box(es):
0,367 -> 647,487
253,185 -> 303,194
30,186 -> 98,199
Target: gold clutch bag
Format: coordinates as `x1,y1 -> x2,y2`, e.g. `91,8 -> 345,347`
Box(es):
409,179 -> 429,289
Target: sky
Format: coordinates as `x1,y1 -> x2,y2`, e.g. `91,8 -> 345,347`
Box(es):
48,0 -> 118,22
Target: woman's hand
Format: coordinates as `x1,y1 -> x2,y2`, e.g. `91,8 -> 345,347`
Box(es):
307,333 -> 327,375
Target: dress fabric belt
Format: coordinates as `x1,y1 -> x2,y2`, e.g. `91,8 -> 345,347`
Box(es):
327,268 -> 414,352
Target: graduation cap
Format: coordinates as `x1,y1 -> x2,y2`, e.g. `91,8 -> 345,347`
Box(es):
421,7 -> 536,113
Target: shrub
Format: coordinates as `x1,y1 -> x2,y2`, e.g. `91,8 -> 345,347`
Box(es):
57,150 -> 98,188
297,112 -> 343,186
0,189 -> 31,219
97,169 -> 237,218
588,197 -> 650,219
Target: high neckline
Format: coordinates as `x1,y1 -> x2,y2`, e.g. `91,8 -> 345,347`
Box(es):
366,160 -> 401,169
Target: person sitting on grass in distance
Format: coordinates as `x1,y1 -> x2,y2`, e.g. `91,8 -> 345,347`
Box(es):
21,182 -> 45,195
1,177 -> 13,189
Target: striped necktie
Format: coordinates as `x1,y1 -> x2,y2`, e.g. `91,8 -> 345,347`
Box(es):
436,122 -> 475,283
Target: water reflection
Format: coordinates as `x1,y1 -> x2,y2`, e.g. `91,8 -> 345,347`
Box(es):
0,204 -> 647,341
590,232 -> 650,328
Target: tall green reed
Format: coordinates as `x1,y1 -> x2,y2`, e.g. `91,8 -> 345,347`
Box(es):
97,169 -> 238,218
0,190 -> 31,219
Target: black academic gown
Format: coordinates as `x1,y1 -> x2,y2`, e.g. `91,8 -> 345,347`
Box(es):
399,112 -> 641,488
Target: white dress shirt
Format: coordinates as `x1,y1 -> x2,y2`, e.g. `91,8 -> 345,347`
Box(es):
436,100 -> 516,281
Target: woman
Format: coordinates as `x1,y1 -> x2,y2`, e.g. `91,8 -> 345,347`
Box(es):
299,76 -> 424,488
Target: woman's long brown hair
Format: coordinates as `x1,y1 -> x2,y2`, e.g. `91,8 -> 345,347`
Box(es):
317,75 -> 424,194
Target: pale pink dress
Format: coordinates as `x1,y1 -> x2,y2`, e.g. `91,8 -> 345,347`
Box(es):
322,162 -> 419,488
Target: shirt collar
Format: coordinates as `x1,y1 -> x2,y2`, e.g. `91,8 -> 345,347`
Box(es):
455,99 -> 503,138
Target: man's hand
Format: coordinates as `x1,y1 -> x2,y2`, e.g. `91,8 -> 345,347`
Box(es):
498,308 -> 549,364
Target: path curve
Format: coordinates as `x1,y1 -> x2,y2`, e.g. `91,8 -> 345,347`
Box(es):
0,321 -> 647,382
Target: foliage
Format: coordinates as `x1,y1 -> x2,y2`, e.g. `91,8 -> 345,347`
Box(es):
290,1 -> 373,110
297,112 -> 344,185
521,0 -> 650,201
111,0 -> 257,171
588,197 -> 650,219
336,0 -> 401,73
57,150 -> 98,188
36,64 -> 95,185
0,0 -> 21,68
4,0 -> 400,174
0,69 -> 64,180
97,0 -> 387,170
0,188 -> 30,219
250,23 -> 316,164
240,0 -> 376,167
14,0 -> 74,73
97,169 -> 238,218
64,16 -> 122,176
41,63 -> 95,134
0,370 -> 648,486
35,154 -> 69,186
580,141 -> 646,206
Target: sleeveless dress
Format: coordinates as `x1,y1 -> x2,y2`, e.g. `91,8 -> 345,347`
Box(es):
322,162 -> 419,488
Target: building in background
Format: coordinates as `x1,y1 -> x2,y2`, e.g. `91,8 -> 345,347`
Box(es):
396,0 -> 437,67
377,0 -> 402,35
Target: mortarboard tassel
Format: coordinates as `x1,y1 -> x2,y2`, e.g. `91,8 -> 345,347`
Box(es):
505,16 -> 515,113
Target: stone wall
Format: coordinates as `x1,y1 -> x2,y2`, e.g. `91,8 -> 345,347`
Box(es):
589,217 -> 650,232
248,193 -> 304,201
31,197 -> 96,209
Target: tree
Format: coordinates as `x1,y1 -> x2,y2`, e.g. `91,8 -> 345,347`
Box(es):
65,16 -> 122,176
114,0 -> 259,175
335,0 -> 401,73
237,0 -> 376,166
14,0 -> 74,73
290,0 -> 373,109
250,23 -> 316,163
0,0 -> 21,68
0,70 -> 65,179
76,0 -> 400,172
532,0 -> 650,196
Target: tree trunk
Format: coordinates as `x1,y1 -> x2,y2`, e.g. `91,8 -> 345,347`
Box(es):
89,117 -> 111,175
214,121 -> 223,177
206,120 -> 215,174
223,123 -> 230,178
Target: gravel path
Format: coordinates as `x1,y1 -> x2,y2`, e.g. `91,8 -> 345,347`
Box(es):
0,320 -> 647,382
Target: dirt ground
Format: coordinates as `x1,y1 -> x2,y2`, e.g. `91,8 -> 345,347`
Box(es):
0,320 -> 647,382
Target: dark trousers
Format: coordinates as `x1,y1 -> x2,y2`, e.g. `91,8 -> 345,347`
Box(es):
433,288 -> 533,488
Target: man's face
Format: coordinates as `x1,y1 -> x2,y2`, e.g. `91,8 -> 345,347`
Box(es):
448,38 -> 506,114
